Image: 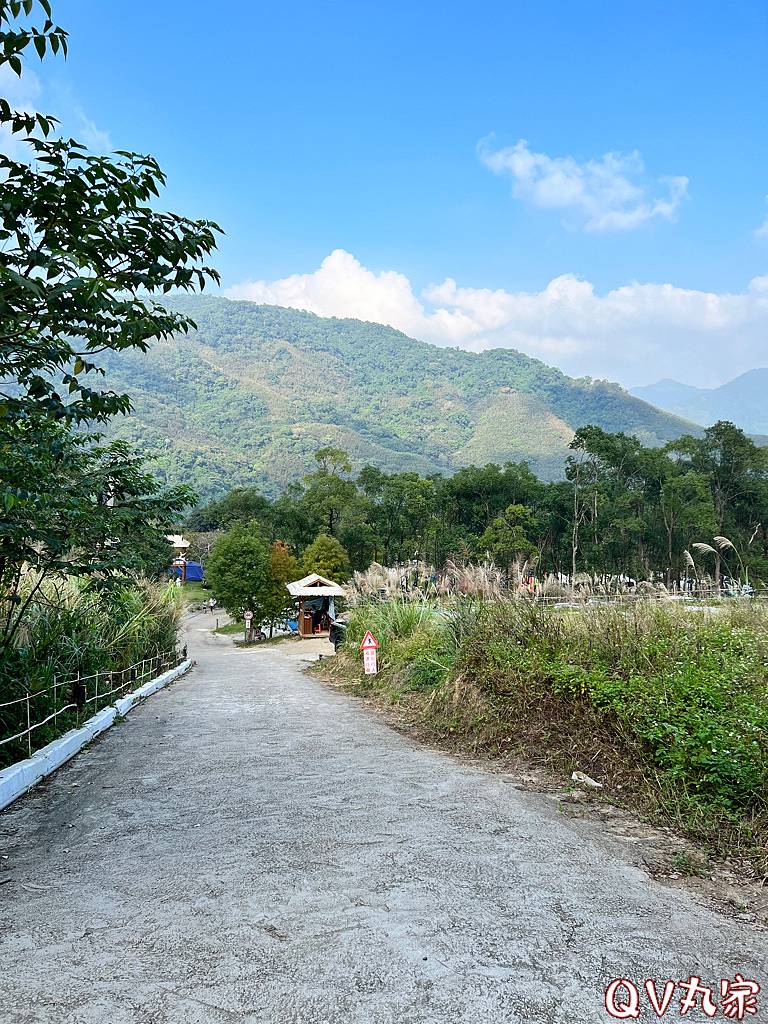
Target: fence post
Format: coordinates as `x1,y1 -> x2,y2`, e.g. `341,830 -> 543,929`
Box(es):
73,674 -> 86,718
26,694 -> 32,758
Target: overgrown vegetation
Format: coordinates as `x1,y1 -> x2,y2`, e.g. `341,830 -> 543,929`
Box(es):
0,418 -> 193,648
0,578 -> 183,767
327,598 -> 768,869
205,529 -> 300,638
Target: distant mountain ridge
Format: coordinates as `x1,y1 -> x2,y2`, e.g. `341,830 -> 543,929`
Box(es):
631,369 -> 768,436
100,295 -> 697,500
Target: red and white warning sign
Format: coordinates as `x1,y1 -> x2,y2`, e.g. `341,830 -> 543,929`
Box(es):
360,630 -> 379,675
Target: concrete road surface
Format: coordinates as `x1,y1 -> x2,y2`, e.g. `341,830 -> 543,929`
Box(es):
0,611 -> 765,1023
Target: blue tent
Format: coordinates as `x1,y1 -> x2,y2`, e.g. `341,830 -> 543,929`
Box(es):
171,561 -> 204,582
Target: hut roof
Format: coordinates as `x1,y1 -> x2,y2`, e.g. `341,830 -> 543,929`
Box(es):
286,573 -> 346,598
166,533 -> 190,550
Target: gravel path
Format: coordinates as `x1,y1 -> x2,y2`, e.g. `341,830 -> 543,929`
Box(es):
0,612 -> 765,1023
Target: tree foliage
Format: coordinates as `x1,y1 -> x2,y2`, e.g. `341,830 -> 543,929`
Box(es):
189,426 -> 768,588
477,504 -> 539,576
205,524 -> 272,626
0,0 -> 218,657
205,530 -> 302,637
302,534 -> 351,581
0,417 -> 193,645
263,541 -> 301,636
0,2 -> 220,423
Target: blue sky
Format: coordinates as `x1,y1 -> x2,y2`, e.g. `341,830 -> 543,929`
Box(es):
20,0 -> 768,386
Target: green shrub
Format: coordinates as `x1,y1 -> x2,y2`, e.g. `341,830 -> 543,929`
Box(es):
344,601 -> 438,652
0,578 -> 184,767
459,602 -> 768,815
342,601 -> 458,694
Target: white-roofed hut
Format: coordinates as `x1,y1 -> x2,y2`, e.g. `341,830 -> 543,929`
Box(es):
286,573 -> 346,638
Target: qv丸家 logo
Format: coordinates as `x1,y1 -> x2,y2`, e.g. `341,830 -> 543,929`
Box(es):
604,975 -> 761,1019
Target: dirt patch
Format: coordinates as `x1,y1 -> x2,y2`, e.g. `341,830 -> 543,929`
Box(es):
278,636 -> 335,658
194,616 -> 335,659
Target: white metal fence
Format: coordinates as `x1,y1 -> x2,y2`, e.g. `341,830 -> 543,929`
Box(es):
0,647 -> 187,765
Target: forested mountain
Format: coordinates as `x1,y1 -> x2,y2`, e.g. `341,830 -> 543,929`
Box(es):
101,295 -> 696,500
631,369 -> 768,436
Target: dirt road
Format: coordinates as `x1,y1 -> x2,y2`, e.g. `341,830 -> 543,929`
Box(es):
0,612 -> 765,1022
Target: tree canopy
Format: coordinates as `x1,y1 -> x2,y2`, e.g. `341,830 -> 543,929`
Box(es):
0,1 -> 220,424
0,0 -> 218,651
188,426 -> 768,588
205,525 -> 273,628
302,534 -> 351,581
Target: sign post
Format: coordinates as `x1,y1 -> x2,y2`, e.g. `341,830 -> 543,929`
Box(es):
360,630 -> 379,675
244,609 -> 253,643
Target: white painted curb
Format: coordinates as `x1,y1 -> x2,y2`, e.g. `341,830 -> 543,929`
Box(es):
0,659 -> 193,813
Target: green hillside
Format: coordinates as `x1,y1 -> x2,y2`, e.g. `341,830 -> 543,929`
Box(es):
100,295 -> 697,500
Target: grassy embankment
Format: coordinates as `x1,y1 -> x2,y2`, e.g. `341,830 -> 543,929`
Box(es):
216,620 -> 244,635
322,600 -> 768,870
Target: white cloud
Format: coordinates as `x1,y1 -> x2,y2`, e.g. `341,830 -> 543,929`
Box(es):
74,110 -> 111,152
0,65 -> 42,158
478,138 -> 688,232
0,65 -> 111,156
227,250 -> 428,337
0,65 -> 42,105
226,250 -> 768,387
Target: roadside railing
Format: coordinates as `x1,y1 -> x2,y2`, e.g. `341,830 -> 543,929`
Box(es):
531,589 -> 768,605
0,647 -> 187,768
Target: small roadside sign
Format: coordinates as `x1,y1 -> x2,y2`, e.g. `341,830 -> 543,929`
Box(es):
360,631 -> 379,651
360,630 -> 379,675
243,610 -> 254,642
